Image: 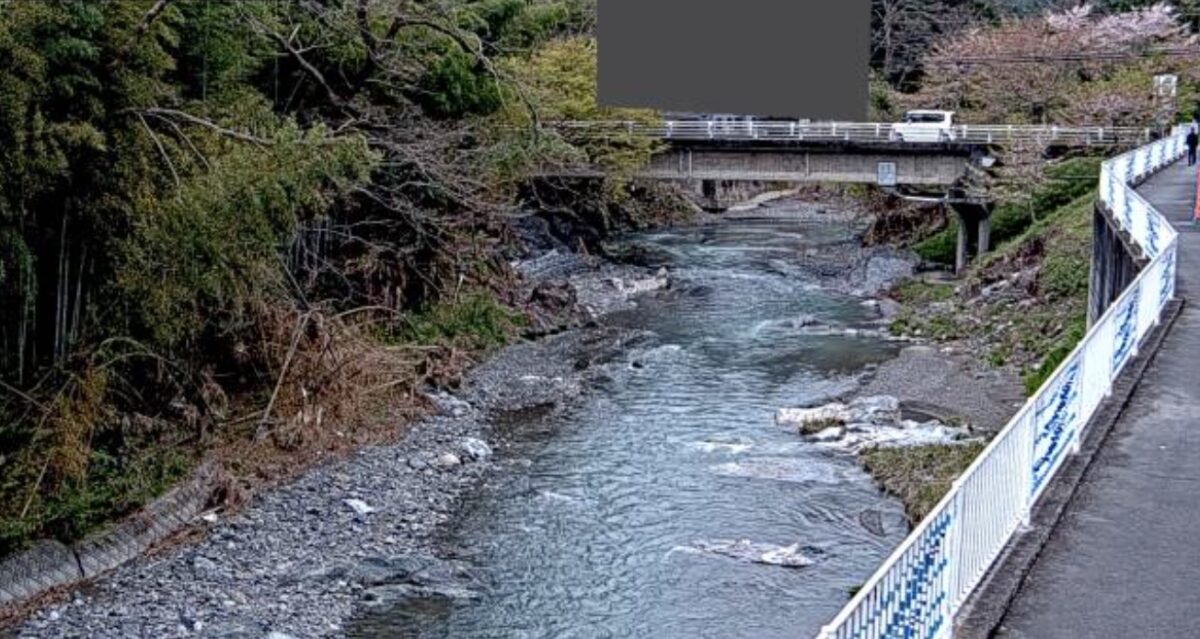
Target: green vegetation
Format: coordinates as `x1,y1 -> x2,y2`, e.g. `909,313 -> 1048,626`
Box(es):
861,442 -> 987,524
891,190 -> 1095,394
862,0 -> 1194,531
397,291 -> 525,351
914,158 -> 1103,264
0,0 -> 664,557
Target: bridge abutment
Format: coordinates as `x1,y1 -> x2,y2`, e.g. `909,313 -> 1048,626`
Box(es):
949,202 -> 994,274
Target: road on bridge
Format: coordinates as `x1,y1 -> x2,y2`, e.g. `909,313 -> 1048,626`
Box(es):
548,120 -> 1155,147
994,159 -> 1200,638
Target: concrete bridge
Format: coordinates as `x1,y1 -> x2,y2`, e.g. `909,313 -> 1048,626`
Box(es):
812,130 -> 1192,639
546,120 -> 1156,272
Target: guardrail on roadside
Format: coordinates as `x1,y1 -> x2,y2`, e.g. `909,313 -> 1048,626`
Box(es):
813,130 -> 1183,639
546,120 -> 1154,147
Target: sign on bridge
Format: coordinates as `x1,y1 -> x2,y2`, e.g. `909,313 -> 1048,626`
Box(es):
877,162 -> 897,187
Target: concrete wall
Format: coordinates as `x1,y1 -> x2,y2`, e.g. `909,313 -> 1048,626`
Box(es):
1088,204 -> 1143,326
0,461 -> 221,607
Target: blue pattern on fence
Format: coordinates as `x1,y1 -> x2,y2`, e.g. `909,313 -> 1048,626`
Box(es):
851,507 -> 954,639
1031,359 -> 1081,495
1112,291 -> 1139,374
1147,208 -> 1160,257
1162,246 -> 1176,305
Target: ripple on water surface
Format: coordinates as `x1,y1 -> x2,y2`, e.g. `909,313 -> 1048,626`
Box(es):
350,216 -> 908,639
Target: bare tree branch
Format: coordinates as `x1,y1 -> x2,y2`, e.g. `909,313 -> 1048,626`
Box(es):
140,107 -> 272,145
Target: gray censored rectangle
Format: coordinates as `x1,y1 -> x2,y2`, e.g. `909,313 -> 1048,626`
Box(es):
598,0 -> 869,120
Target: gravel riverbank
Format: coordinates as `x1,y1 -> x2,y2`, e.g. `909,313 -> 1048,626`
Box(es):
13,278 -> 654,638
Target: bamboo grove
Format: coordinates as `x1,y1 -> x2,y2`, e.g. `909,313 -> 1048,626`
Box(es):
0,0 -> 648,554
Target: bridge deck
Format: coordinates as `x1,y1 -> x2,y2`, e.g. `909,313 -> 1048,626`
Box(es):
995,159 -> 1200,638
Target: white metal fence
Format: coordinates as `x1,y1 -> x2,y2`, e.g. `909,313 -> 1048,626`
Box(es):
548,120 -> 1154,147
815,130 -> 1185,639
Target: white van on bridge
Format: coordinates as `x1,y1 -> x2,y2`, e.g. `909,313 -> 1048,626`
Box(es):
891,109 -> 956,142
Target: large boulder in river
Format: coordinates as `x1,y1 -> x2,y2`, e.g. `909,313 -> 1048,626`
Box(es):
776,395 -> 900,432
776,403 -> 851,432
780,395 -> 975,453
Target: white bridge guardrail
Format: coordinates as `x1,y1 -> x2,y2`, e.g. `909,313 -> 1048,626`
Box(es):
814,129 -> 1183,639
548,120 -> 1155,147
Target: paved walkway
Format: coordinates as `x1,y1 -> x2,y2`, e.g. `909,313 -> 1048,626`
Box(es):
996,160 -> 1200,638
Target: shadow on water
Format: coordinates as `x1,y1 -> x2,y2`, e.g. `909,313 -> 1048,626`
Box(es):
349,215 -> 909,639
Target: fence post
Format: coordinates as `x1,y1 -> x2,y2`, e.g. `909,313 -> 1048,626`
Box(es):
1019,411 -> 1035,528
946,484 -> 968,619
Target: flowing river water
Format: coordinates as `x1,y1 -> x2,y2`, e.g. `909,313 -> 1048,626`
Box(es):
351,214 -> 910,638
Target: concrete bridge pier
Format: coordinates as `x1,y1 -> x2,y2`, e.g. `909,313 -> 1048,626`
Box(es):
700,179 -> 719,211
950,202 -> 994,274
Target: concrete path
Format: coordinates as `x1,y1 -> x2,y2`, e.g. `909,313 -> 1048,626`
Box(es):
995,160 -> 1200,638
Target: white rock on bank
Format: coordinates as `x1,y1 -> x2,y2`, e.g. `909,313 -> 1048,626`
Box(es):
458,437 -> 492,462
343,499 -> 376,516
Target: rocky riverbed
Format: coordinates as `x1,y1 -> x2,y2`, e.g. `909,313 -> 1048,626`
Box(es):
10,194 -> 1023,639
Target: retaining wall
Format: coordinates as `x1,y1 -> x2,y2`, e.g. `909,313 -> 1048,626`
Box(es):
0,460 -> 221,607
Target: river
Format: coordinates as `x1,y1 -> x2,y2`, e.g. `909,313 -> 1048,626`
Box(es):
350,213 -> 909,638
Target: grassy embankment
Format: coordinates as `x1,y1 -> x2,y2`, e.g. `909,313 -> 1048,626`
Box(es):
862,158 -> 1101,523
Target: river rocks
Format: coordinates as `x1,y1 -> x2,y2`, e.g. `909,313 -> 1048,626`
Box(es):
779,395 -> 974,453
12,319 -> 641,639
457,437 -> 492,462
776,403 -> 850,430
529,278 -> 577,314
569,262 -> 672,317
426,391 -> 472,418
343,499 -> 376,516
776,395 -> 901,432
192,555 -> 219,574
511,248 -> 592,280
854,253 -> 917,296
356,555 -> 481,609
